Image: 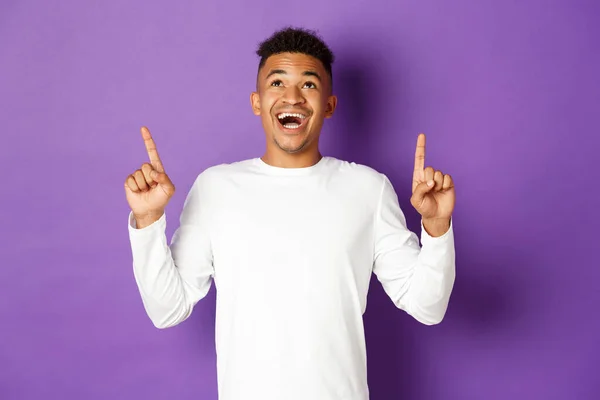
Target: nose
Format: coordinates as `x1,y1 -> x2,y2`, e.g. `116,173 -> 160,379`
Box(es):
282,85 -> 305,105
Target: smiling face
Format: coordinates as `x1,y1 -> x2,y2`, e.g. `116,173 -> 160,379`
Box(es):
251,52 -> 337,159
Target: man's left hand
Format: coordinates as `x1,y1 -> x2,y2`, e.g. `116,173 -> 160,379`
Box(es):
410,133 -> 455,235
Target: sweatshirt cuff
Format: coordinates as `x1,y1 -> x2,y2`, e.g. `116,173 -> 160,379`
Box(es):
418,218 -> 455,270
128,211 -> 166,236
420,218 -> 454,245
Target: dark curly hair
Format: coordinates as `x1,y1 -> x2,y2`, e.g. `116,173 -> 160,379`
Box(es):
256,27 -> 335,82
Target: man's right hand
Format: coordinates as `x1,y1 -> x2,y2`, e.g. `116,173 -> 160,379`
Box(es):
124,126 -> 176,228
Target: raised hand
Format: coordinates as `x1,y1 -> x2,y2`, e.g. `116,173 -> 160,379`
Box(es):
410,133 -> 455,226
124,126 -> 176,227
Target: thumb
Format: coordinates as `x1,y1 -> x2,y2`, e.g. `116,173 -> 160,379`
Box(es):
411,180 -> 435,204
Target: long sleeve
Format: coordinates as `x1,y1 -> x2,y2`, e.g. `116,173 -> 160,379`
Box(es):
127,173 -> 214,329
372,174 -> 456,325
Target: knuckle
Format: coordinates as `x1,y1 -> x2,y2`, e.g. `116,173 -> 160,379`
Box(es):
142,165 -> 152,177
125,177 -> 137,190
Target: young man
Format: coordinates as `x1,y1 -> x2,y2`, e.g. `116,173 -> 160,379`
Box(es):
125,27 -> 456,400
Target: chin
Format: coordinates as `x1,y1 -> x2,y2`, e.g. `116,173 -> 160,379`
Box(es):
284,145 -> 309,154
275,138 -> 310,154
269,126 -> 307,150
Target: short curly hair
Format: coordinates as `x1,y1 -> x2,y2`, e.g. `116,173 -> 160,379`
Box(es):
256,27 -> 335,82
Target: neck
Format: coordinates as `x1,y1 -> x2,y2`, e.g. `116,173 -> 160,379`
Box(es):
261,148 -> 322,168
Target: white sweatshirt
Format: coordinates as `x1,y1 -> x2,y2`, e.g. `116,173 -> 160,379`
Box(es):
127,156 -> 455,400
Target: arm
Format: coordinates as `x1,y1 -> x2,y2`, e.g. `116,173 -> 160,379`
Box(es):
372,174 -> 456,325
127,173 -> 214,329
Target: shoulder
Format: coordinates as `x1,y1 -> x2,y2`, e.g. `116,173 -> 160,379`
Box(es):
325,157 -> 386,188
193,158 -> 256,182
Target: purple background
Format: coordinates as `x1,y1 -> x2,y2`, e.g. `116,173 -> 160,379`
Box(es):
1,1 -> 599,399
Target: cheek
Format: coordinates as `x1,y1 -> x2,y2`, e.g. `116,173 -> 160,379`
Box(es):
259,94 -> 278,115
308,93 -> 328,112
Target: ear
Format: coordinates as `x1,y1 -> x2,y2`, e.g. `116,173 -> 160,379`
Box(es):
250,92 -> 261,116
324,95 -> 338,119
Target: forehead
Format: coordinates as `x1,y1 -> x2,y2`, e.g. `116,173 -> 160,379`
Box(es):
260,52 -> 327,77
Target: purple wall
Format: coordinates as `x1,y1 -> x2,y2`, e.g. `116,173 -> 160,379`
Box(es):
1,1 -> 598,399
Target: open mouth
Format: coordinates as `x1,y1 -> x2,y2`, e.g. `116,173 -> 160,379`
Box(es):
276,112 -> 307,130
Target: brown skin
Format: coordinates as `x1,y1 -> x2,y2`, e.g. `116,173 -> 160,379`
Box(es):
249,53 -> 453,236
125,55 -> 454,236
124,127 -> 176,229
250,52 -> 337,168
411,133 -> 455,237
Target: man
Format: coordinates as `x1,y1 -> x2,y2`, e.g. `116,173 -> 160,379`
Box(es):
125,27 -> 455,400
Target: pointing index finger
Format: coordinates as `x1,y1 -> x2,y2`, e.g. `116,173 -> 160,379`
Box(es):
141,126 -> 165,173
413,132 -> 426,179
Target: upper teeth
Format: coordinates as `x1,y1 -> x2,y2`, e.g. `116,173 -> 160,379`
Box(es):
277,113 -> 306,119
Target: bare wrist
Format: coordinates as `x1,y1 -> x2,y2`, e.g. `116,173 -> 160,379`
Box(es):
134,211 -> 164,229
422,217 -> 451,237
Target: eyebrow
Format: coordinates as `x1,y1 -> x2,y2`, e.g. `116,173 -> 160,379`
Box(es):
265,69 -> 322,82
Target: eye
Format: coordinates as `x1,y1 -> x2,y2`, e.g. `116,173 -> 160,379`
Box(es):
270,80 -> 283,87
303,81 -> 317,89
